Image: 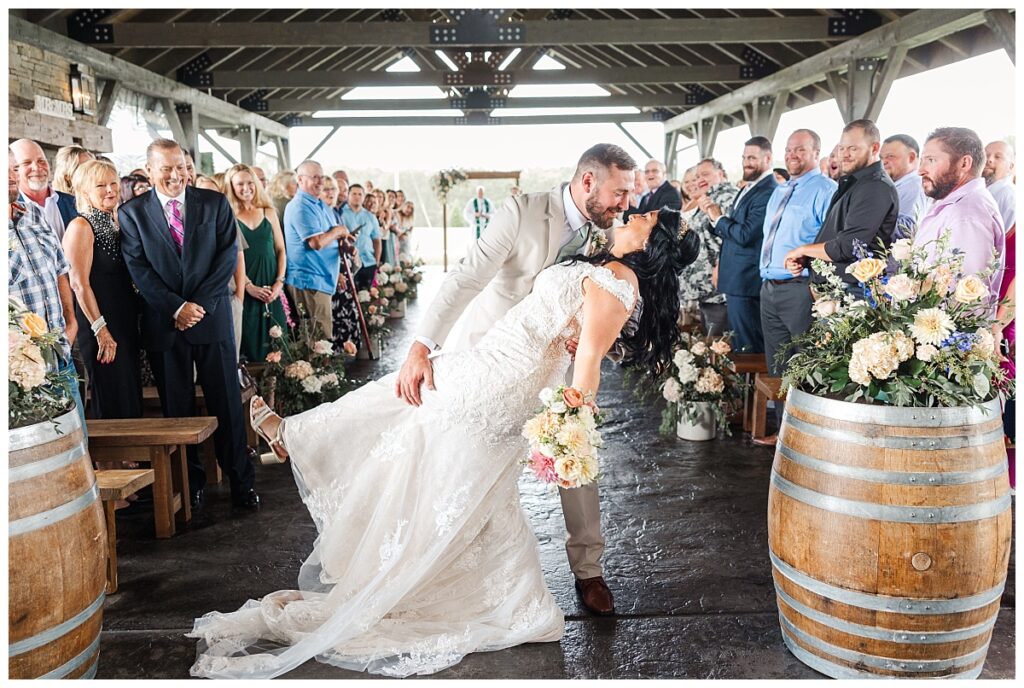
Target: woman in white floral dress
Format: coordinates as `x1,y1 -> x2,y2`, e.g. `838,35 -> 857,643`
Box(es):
189,209 -> 699,679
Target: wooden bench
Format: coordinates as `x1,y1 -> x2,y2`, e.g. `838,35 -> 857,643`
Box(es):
96,469 -> 155,594
140,385 -> 257,485
752,374 -> 784,441
731,354 -> 770,432
87,417 -> 218,538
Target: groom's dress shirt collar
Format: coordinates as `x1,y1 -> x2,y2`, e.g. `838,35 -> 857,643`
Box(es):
562,183 -> 589,235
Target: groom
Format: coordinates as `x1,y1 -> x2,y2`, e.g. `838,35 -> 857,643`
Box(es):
396,143 -> 636,615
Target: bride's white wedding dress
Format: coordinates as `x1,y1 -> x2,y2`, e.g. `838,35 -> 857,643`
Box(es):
188,262 -> 637,679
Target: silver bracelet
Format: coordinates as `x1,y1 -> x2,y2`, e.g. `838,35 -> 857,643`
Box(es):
91,315 -> 108,335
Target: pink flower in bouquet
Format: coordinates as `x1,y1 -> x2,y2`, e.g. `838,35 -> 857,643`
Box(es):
562,387 -> 585,408
369,287 -> 380,298
368,305 -> 378,315
313,339 -> 333,355
343,341 -> 358,356
529,451 -> 557,483
269,325 -> 283,339
265,351 -> 282,364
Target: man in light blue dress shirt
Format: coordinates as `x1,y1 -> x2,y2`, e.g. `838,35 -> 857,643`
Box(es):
341,184 -> 382,290
880,134 -> 930,237
757,129 -> 838,443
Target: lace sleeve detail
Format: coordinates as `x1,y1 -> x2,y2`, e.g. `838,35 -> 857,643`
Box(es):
583,264 -> 637,312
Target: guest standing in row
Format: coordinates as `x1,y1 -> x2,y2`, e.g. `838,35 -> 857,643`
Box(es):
269,170 -> 298,222
119,139 -> 258,510
226,164 -> 287,363
880,134 -> 930,236
342,184 -> 382,291
984,140 -> 1016,231
62,160 -> 142,418
785,119 -> 898,296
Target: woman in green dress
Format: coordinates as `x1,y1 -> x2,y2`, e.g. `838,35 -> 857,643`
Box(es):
225,164 -> 288,363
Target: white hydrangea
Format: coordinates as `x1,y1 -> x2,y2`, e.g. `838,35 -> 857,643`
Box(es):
301,376 -> 323,394
663,377 -> 682,402
677,361 -> 699,384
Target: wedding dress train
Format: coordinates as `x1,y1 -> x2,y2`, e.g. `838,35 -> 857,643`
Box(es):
189,262 -> 637,678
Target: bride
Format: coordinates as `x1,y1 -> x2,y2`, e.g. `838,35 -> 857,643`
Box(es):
189,208 -> 699,679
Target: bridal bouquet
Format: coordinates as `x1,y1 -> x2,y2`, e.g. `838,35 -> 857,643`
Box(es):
660,333 -> 747,435
522,386 -> 604,488
260,317 -> 356,416
783,232 -> 1011,407
8,298 -> 76,428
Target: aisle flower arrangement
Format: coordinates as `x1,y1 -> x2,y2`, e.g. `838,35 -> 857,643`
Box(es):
783,233 -> 1011,407
522,385 -> 604,488
8,298 -> 76,428
398,254 -> 426,300
260,318 -> 356,416
431,168 -> 467,203
357,285 -> 391,339
376,263 -> 409,313
660,333 -> 747,435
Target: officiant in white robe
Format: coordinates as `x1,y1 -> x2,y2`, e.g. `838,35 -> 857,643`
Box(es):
463,185 -> 494,239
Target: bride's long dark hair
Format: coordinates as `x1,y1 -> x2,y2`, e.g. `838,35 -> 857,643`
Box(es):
570,207 -> 700,379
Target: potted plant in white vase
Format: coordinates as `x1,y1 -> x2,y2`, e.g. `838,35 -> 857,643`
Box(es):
660,333 -> 746,441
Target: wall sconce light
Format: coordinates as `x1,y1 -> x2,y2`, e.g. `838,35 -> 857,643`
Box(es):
69,64 -> 96,116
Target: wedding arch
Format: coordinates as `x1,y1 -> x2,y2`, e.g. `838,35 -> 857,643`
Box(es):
434,169 -> 521,272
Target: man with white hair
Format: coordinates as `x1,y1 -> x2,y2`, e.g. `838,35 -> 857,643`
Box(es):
463,185 -> 494,239
624,158 -> 682,219
10,138 -> 79,240
984,140 -> 1016,230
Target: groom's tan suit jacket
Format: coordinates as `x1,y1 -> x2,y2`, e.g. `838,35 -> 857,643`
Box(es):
419,184 -> 574,352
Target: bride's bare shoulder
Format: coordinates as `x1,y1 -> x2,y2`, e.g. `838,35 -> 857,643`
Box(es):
601,261 -> 639,292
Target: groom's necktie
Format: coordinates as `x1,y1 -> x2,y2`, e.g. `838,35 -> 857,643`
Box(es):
556,222 -> 592,263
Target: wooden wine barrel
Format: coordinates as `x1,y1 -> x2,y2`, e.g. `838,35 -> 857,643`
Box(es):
9,409 -> 106,679
768,389 -> 1011,679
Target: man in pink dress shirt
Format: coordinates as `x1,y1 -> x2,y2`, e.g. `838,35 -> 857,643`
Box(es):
913,127 -> 1006,303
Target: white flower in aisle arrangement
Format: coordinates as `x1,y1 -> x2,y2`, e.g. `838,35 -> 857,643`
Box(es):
383,287 -> 395,298
783,232 -> 1011,407
269,325 -> 283,338
379,263 -> 393,274
653,332 -> 746,435
313,340 -> 334,355
357,290 -> 371,303
376,272 -> 390,285
301,376 -> 323,394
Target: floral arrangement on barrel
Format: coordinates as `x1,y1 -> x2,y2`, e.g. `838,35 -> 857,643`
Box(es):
8,298 -> 75,428
431,168 -> 467,203
398,253 -> 426,300
260,317 -> 356,416
660,333 -> 747,435
522,385 -> 604,488
783,233 -> 1011,407
356,285 -> 391,339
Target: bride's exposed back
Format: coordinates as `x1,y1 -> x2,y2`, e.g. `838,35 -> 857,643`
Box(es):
190,208 -> 699,679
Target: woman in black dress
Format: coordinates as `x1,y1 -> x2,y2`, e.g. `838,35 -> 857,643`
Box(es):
321,179 -> 364,352
62,160 -> 143,418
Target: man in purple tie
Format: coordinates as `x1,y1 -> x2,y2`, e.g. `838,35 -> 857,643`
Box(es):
119,138 -> 258,511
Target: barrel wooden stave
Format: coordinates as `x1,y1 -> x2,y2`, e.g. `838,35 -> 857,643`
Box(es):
768,389 -> 1011,679
8,412 -> 106,679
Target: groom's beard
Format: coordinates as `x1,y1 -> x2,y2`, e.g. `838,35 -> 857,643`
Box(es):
584,193 -> 619,230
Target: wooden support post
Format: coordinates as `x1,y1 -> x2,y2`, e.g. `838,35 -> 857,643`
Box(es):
96,79 -> 120,127
239,125 -> 257,165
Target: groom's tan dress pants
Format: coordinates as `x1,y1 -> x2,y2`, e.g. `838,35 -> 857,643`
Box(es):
560,362 -> 604,580
558,482 -> 604,579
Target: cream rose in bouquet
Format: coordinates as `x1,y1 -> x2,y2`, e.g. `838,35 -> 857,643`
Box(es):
659,332 -> 746,435
784,232 -> 1010,407
522,385 -> 604,488
8,298 -> 76,427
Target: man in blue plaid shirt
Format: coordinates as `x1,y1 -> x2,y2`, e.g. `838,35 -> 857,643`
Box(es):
8,148 -> 85,428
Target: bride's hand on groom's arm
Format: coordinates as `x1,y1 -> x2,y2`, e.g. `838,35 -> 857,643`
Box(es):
396,341 -> 435,406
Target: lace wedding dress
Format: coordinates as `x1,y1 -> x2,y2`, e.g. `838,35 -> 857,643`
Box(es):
189,262 -> 637,679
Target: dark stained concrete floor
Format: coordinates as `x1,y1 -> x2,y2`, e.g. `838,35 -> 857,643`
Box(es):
98,267 -> 1016,679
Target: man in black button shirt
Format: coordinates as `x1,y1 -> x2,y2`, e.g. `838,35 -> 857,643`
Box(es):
783,119 -> 898,294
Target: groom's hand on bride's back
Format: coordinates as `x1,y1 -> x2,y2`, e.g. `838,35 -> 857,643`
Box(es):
396,341 -> 435,406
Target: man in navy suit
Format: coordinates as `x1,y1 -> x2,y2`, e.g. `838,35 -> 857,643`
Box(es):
624,158 -> 683,219
119,138 -> 258,510
10,138 -> 79,240
699,136 -> 778,353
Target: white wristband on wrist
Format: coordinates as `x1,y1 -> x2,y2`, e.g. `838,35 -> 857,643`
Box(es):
91,315 -> 107,335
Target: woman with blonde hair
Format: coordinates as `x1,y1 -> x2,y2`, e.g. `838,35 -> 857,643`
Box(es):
268,170 -> 298,220
225,163 -> 288,362
61,159 -> 142,418
53,145 -> 95,195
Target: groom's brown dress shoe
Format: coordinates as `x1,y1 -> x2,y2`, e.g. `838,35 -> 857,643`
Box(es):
575,576 -> 615,615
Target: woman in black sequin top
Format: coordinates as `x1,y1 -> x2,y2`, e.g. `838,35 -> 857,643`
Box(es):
62,160 -> 143,418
